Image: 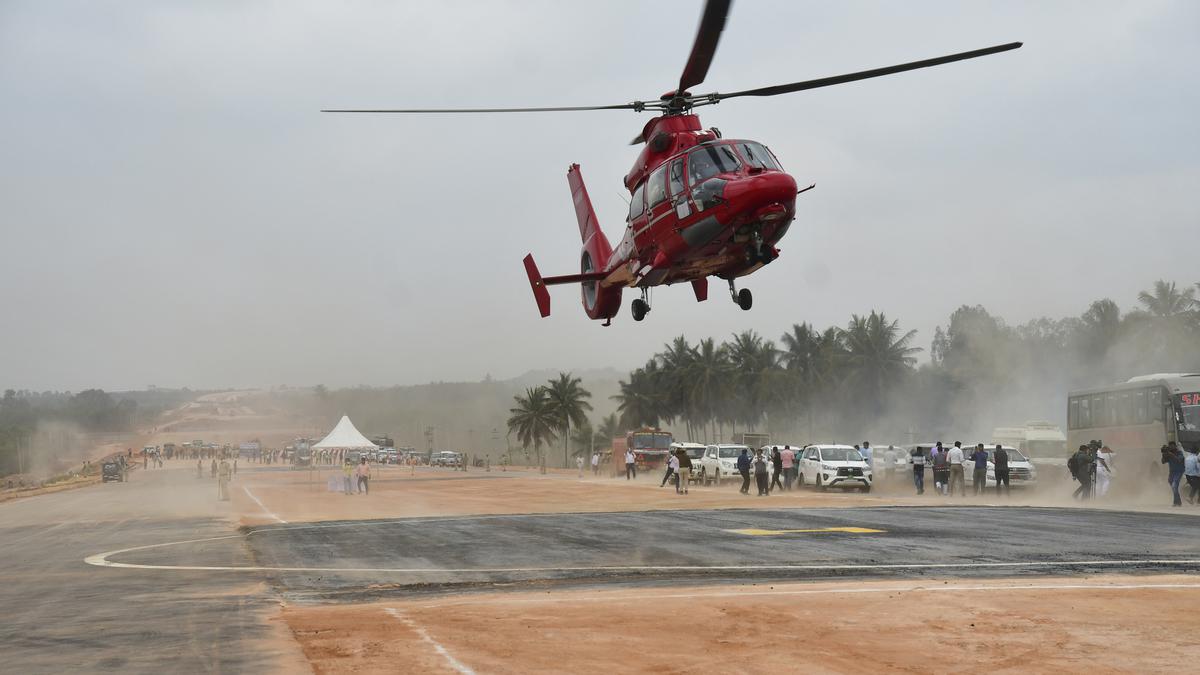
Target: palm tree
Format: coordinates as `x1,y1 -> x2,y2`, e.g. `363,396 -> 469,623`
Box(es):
687,338 -> 733,442
656,336 -> 698,438
1137,280 -> 1196,318
507,387 -> 557,471
781,323 -> 845,438
595,413 -> 620,447
613,360 -> 669,429
840,311 -> 921,413
725,331 -> 782,434
1079,298 -> 1121,359
545,373 -> 593,468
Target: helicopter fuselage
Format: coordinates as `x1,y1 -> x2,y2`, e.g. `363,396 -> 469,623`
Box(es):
577,113 -> 798,320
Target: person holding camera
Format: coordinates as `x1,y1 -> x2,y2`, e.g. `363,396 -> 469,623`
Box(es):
1162,442 -> 1185,507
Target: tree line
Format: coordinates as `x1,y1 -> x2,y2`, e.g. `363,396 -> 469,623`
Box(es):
0,388 -> 144,476
508,279 -> 1200,460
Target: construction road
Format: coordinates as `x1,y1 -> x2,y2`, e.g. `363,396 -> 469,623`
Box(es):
5,465 -> 1200,671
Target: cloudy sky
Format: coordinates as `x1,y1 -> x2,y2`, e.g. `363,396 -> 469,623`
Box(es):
2,1 -> 1197,391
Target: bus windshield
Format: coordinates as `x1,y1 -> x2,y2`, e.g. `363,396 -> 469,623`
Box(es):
632,433 -> 672,450
1179,393 -> 1200,431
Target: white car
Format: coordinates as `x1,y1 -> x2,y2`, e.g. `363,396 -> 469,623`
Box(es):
798,444 -> 872,491
697,444 -> 750,485
671,442 -> 708,484
962,444 -> 1038,488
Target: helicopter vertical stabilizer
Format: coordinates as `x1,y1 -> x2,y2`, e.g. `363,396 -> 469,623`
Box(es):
568,164 -> 613,268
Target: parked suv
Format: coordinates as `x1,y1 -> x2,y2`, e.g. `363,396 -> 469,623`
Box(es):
798,444 -> 872,491
697,444 -> 750,485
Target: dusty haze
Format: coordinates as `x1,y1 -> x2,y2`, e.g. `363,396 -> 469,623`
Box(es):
1,1 -> 1197,391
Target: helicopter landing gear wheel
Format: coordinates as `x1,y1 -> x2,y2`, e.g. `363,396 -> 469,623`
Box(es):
728,280 -> 753,311
631,298 -> 649,322
737,289 -> 753,311
631,288 -> 651,322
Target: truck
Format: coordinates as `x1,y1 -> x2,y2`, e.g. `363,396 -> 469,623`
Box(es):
625,428 -> 673,470
731,432 -> 770,448
992,421 -> 1067,460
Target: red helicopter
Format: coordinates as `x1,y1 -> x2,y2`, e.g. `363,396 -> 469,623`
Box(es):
326,0 -> 1020,325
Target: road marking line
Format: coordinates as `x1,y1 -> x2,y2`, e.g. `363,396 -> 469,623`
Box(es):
385,608 -> 475,674
413,581 -> 1200,608
726,526 -> 885,535
242,486 -> 287,524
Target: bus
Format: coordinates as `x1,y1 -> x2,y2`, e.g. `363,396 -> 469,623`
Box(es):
1067,373 -> 1200,475
626,428 -> 673,470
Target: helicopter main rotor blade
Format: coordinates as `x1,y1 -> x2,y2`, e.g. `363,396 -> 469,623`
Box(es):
677,0 -> 733,94
322,102 -> 647,114
713,42 -> 1022,101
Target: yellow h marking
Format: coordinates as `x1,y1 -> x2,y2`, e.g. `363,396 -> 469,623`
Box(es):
726,526 -> 885,536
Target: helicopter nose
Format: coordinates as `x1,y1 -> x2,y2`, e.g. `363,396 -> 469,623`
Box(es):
724,171 -> 798,206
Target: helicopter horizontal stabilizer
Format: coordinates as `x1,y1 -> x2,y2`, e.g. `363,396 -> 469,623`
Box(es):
523,254 -> 552,318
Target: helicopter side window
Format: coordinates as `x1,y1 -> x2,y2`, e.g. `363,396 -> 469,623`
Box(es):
687,145 -> 740,186
736,141 -> 782,171
645,164 -> 667,208
668,159 -> 685,197
628,182 -> 646,220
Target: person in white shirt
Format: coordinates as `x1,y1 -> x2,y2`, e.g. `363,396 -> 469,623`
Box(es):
948,441 -> 966,496
665,452 -> 680,491
591,451 -> 600,476
576,455 -> 584,478
882,445 -> 897,483
625,449 -> 636,480
1095,445 -> 1115,497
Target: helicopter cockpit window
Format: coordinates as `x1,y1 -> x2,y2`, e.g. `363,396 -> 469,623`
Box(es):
736,141 -> 782,171
645,164 -> 668,208
628,182 -> 646,220
668,159 -> 685,197
687,144 -> 740,186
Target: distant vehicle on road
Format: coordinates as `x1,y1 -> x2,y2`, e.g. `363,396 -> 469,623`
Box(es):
732,432 -> 769,448
101,461 -> 124,483
292,438 -> 314,468
993,421 -> 1067,460
431,451 -> 462,467
798,444 -> 872,492
697,444 -> 750,485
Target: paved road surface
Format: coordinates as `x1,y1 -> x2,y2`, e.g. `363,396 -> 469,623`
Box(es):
99,504 -> 1200,603
0,467 -> 296,673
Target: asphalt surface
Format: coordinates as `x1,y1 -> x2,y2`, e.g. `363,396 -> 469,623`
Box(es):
99,501 -> 1200,603
0,467 -> 294,673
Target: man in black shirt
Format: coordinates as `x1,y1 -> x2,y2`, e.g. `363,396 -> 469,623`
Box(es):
993,444 -> 1010,496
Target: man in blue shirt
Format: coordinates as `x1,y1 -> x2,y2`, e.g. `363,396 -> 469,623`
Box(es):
970,444 -> 989,495
1183,446 -> 1200,505
736,448 -> 752,495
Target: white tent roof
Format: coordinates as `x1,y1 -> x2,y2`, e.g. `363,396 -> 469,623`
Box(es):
312,415 -> 378,450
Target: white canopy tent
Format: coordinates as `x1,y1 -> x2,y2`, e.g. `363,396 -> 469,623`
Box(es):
312,415 -> 378,450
